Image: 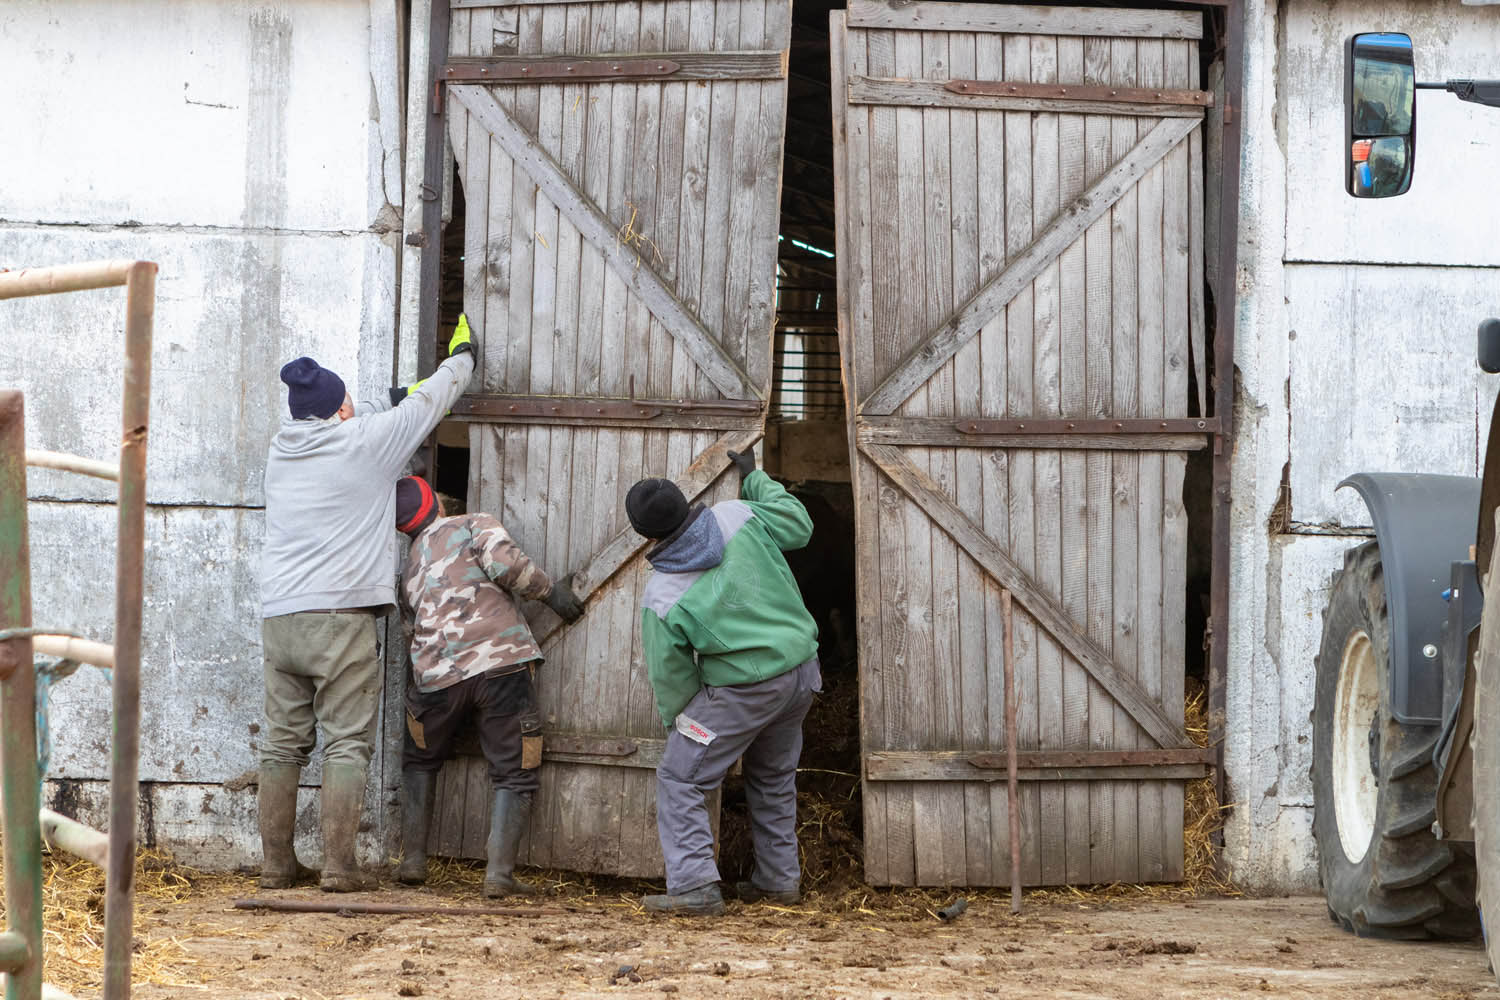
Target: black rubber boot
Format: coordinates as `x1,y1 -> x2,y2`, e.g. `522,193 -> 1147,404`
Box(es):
320,762 -> 377,892
257,763 -> 316,889
735,881 -> 801,905
483,788 -> 537,897
396,769 -> 437,885
642,883 -> 726,915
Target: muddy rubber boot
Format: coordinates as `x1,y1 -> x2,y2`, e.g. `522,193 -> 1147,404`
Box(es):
320,762 -> 377,892
483,788 -> 537,897
257,763 -> 316,889
396,769 -> 437,885
642,883 -> 726,915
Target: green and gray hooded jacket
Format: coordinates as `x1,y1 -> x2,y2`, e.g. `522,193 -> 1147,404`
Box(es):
640,471 -> 819,727
401,512 -> 555,693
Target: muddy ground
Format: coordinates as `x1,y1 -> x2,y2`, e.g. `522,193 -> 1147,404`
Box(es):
96,871 -> 1498,1000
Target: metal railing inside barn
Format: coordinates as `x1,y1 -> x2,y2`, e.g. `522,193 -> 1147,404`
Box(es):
0,259 -> 156,1000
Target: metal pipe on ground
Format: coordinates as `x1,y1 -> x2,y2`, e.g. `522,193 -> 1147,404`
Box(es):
39,809 -> 110,869
0,390 -> 44,1000
233,899 -> 570,918
103,260 -> 155,1000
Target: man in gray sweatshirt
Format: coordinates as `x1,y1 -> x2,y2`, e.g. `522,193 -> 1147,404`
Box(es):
257,315 -> 476,892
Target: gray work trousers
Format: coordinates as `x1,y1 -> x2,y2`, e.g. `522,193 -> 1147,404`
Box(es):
656,657 -> 821,894
260,610 -> 381,770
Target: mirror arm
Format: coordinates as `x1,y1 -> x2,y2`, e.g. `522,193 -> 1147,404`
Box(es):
1418,79 -> 1500,110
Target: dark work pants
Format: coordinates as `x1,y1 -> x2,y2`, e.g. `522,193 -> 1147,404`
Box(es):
402,665 -> 540,794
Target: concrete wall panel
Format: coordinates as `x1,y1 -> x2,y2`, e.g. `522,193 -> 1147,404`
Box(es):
1281,2 -> 1500,267
1286,262 -> 1499,527
0,0 -> 389,231
33,502 -> 270,785
1225,532 -> 1356,892
0,226 -> 396,506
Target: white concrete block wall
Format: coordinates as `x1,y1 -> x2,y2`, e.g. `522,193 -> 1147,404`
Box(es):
1226,0 -> 1500,891
0,0 -> 406,866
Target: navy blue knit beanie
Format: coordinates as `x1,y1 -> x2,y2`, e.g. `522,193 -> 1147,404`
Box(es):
626,478 -> 688,539
280,357 -> 347,419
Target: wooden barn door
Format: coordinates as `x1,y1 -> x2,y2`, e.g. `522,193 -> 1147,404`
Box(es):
831,0 -> 1213,886
427,0 -> 790,875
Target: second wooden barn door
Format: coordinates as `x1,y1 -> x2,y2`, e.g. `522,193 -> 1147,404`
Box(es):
832,0 -> 1213,886
425,0 -> 789,875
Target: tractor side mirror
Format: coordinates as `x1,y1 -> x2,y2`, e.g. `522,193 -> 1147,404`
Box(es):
1479,319 -> 1500,374
1345,32 -> 1416,198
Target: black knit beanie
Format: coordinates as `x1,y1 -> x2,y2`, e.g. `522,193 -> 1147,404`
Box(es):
626,478 -> 689,539
280,357 -> 346,419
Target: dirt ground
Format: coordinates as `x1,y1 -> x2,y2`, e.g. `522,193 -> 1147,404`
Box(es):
88,870 -> 1497,1000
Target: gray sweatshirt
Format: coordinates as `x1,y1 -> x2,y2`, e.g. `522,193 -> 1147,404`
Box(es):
259,353 -> 474,618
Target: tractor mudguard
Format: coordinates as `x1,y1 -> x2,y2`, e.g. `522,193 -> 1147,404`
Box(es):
1338,472 -> 1481,725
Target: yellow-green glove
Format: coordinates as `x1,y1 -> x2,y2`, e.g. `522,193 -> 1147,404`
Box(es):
387,377 -> 428,406
448,313 -> 474,359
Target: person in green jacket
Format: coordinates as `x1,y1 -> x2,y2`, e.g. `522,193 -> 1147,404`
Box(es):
625,446 -> 822,915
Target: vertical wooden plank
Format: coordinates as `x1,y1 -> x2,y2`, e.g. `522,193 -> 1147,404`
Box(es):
624,3 -> 663,401
972,31 -> 1010,875
505,11 -> 544,394
574,7 -> 614,395
866,28 -> 900,390
619,428 -> 667,871
651,0 -> 690,399
719,0 -> 768,381
460,756 -> 491,860
839,17 -> 890,887
889,23 -> 926,887
599,3 -> 641,398
947,28 -> 992,887
692,0 -> 742,401
527,10 -> 567,397
1027,31 -> 1067,889
862,23 -> 906,885
1134,37 -> 1166,884
848,29 -> 878,407
434,758 -> 468,858
551,2 -> 592,398
1109,35 -> 1141,886
1001,30 -> 1042,887
669,0 -> 715,401
1162,36 -> 1194,883
1081,33 -> 1116,885
1055,34 -> 1092,887
746,0 -> 791,392
911,26 -> 964,888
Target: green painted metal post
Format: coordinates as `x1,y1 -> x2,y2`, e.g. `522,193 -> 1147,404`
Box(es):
0,389 -> 43,1000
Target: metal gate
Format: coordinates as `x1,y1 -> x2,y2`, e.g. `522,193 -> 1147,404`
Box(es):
424,0 -> 789,875
831,0 -> 1213,886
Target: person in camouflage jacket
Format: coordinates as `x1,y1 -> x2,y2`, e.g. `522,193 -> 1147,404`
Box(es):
392,476 -> 583,896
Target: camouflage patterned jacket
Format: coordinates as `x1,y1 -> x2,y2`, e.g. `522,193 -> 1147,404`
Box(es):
401,513 -> 556,693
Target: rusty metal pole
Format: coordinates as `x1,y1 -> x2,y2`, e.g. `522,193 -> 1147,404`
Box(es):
0,390 -> 43,1000
101,261 -> 155,1000
1002,589 -> 1021,915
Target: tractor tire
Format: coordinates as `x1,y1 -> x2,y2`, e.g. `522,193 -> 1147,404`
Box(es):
1472,519 -> 1500,973
1312,541 -> 1480,939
